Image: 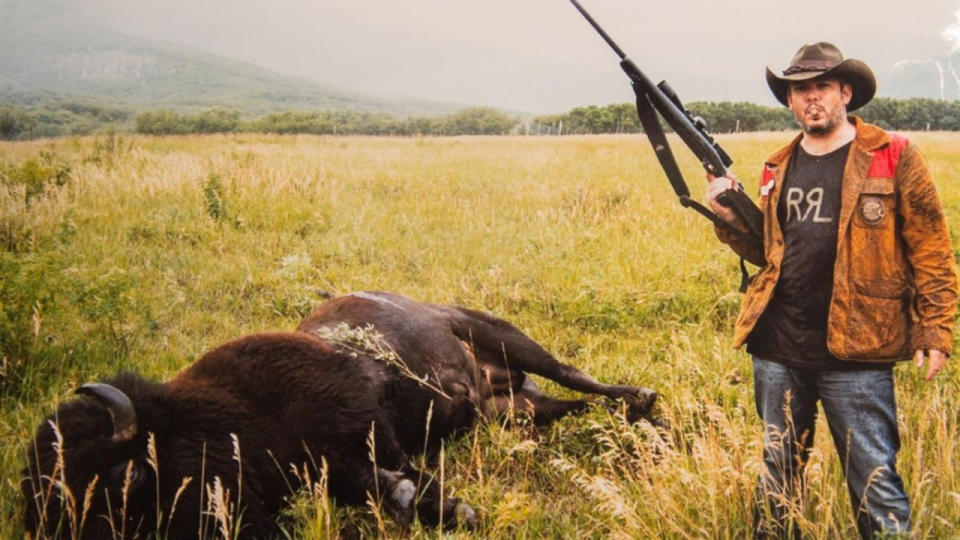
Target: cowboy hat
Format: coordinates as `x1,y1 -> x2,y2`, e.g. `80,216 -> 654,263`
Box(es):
766,42 -> 876,112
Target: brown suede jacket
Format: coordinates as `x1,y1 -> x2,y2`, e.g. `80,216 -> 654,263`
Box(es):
718,117 -> 957,362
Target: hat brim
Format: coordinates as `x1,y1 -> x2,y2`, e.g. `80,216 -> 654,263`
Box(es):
766,58 -> 876,112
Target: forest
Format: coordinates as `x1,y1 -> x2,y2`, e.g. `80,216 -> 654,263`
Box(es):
4,97 -> 960,140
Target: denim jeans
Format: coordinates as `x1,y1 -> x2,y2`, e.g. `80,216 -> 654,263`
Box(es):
752,357 -> 910,539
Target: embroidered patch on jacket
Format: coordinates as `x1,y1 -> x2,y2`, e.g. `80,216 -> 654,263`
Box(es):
859,196 -> 886,225
759,165 -> 775,197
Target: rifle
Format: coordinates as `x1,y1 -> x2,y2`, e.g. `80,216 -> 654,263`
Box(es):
568,0 -> 764,244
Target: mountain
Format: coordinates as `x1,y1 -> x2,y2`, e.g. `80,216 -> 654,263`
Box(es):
879,54 -> 960,101
0,0 -> 464,117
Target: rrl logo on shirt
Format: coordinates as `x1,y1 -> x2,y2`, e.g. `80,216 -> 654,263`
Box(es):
784,187 -> 834,223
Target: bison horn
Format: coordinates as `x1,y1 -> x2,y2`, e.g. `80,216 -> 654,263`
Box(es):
75,383 -> 138,442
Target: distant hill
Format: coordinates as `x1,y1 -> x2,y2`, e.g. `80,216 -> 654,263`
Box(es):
0,0 -> 464,117
878,54 -> 960,101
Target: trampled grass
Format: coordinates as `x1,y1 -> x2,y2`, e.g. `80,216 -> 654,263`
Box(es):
2,131 -> 959,538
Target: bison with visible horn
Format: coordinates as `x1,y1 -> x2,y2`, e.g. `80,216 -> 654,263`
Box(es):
23,291 -> 657,538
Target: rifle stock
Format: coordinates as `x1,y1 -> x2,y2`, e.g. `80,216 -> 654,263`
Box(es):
716,189 -> 764,239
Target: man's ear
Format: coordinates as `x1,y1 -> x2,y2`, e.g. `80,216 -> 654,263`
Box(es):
841,82 -> 853,107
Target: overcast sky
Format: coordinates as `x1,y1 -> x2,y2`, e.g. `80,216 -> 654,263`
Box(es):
66,0 -> 960,113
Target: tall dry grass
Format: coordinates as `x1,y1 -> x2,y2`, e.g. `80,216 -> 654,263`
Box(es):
1,131 -> 958,537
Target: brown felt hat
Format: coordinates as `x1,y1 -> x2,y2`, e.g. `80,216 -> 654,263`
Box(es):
766,42 -> 876,112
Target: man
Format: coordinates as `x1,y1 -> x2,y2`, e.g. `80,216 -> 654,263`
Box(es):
706,42 -> 957,538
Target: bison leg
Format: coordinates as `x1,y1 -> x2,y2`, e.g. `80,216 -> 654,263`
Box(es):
484,374 -> 596,426
491,393 -> 589,426
347,423 -> 476,530
375,468 -> 477,530
454,308 -> 657,418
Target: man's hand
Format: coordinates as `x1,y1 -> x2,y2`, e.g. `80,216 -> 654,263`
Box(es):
705,173 -> 743,227
914,349 -> 948,381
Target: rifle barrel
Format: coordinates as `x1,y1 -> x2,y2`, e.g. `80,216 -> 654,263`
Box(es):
568,0 -> 627,60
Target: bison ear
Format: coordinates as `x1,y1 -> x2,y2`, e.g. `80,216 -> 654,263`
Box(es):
76,383 -> 139,442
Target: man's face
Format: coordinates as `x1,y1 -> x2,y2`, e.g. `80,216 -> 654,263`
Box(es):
786,78 -> 852,136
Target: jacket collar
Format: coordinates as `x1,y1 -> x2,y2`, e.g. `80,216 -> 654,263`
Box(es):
765,115 -> 889,167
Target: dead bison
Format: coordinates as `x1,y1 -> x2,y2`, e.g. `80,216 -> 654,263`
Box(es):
23,291 -> 657,538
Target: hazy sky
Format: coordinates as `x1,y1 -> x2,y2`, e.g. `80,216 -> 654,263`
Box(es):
66,0 -> 960,113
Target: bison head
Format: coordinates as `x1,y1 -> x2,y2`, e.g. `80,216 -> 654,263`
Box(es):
23,377 -> 159,540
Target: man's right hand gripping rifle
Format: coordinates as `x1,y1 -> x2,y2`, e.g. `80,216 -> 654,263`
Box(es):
707,172 -> 766,269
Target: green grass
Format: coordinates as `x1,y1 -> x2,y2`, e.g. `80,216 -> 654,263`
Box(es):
2,131 -> 958,538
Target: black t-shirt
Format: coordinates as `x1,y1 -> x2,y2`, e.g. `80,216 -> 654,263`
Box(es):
747,141 -> 892,370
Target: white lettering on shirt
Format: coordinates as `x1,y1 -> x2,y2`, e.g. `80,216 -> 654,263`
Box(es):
785,187 -> 834,223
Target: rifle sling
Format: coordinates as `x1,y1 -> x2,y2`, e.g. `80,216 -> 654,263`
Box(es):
633,87 -> 754,241
634,86 -> 756,292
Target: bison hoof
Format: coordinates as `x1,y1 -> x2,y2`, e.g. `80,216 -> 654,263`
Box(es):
391,478 -> 416,508
645,415 -> 670,430
379,471 -> 416,526
455,502 -> 478,529
621,387 -> 658,423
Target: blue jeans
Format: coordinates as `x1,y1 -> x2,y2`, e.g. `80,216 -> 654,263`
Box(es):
752,357 -> 910,539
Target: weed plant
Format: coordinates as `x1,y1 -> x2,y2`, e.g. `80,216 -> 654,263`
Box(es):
1,132 -> 958,538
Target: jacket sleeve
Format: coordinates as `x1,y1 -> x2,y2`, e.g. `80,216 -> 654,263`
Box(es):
713,219 -> 765,267
897,144 -> 958,355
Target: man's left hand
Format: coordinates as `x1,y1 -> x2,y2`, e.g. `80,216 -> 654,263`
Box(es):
914,349 -> 948,381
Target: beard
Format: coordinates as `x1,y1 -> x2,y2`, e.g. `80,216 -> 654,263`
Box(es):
795,103 -> 847,135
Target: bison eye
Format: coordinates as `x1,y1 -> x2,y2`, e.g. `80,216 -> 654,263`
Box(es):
109,460 -> 147,493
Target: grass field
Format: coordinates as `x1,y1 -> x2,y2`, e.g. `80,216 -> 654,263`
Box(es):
2,131 -> 959,538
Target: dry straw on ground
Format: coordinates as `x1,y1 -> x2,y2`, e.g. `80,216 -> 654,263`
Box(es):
2,132 -> 959,537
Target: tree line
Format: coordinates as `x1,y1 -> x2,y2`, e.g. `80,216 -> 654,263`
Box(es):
530,97 -> 960,134
133,107 -> 519,136
5,97 -> 960,140
0,104 -> 518,140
